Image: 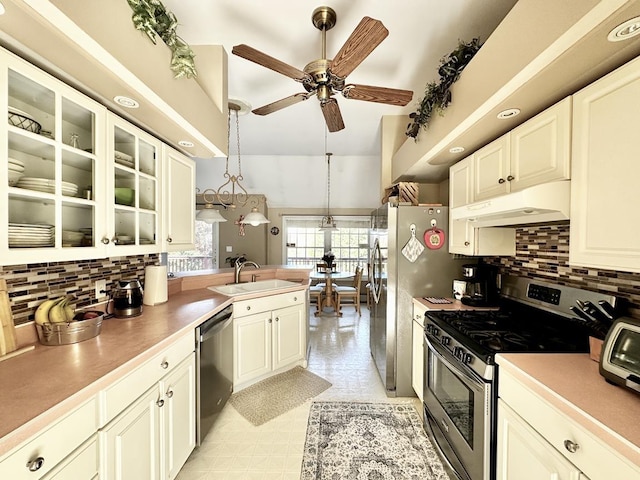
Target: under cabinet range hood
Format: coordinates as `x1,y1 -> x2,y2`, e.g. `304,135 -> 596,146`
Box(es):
450,181 -> 570,227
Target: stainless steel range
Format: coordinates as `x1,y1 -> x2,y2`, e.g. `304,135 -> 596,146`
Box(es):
422,276 -> 621,480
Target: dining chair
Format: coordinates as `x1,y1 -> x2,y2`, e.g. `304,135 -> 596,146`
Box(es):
309,284 -> 324,313
335,265 -> 363,316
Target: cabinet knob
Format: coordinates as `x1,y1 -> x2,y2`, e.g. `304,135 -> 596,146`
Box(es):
166,389 -> 174,398
26,457 -> 45,472
111,236 -> 118,245
268,318 -> 272,323
246,306 -> 251,311
464,241 -> 470,246
563,439 -> 580,453
507,175 -> 514,181
498,178 -> 506,184
156,398 -> 165,407
160,361 -> 169,369
101,237 -> 110,245
167,236 -> 173,243
293,297 -> 297,301
275,317 -> 279,322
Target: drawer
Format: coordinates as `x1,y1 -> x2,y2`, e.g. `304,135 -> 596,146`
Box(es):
99,331 -> 194,426
42,435 -> 98,479
499,369 -> 640,480
0,397 -> 97,479
234,291 -> 305,318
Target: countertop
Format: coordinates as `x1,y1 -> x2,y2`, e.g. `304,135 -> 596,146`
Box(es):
413,297 -> 500,311
496,353 -> 640,467
0,273 -> 309,457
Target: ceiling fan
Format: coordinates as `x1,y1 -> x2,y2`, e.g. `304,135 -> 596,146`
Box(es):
231,6 -> 414,132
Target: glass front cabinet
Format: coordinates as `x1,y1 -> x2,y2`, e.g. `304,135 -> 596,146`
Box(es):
0,47 -> 195,265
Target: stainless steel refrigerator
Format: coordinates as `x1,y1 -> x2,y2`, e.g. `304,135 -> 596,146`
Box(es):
369,204 -> 467,397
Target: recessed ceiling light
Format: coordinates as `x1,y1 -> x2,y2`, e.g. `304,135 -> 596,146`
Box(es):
113,95 -> 139,109
497,108 -> 520,119
178,140 -> 194,148
228,98 -> 252,115
0,2 -> 6,15
449,146 -> 465,154
608,17 -> 640,42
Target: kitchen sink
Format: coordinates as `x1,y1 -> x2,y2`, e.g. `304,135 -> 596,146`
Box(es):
208,279 -> 301,296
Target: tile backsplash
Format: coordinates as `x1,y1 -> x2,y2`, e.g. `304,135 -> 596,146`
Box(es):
1,254 -> 158,326
486,223 -> 640,318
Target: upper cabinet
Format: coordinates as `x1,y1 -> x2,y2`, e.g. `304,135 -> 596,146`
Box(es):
163,146 -> 195,252
106,114 -> 162,254
1,48 -> 108,264
0,47 -> 197,266
570,55 -> 640,273
473,98 -> 572,202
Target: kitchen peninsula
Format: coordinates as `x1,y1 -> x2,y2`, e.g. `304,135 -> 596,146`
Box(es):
0,266 -> 310,478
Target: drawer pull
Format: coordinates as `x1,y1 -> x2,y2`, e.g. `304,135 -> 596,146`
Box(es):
294,296 -> 298,301
166,388 -> 174,398
26,457 -> 45,472
563,439 -> 580,453
246,306 -> 251,311
157,398 -> 165,407
160,361 -> 169,369
498,178 -> 506,184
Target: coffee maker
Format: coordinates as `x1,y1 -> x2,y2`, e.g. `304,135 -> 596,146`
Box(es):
458,262 -> 500,307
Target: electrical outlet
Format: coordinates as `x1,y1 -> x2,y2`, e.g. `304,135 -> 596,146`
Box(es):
95,279 -> 107,300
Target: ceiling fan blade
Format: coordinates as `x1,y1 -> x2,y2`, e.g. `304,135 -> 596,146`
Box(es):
321,98 -> 345,132
330,17 -> 389,79
343,84 -> 413,106
253,92 -> 313,116
232,44 -> 309,81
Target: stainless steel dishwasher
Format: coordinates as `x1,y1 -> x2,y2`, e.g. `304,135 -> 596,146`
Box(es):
196,305 -> 233,445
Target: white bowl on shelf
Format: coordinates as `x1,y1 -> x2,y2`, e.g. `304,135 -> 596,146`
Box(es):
8,170 -> 23,185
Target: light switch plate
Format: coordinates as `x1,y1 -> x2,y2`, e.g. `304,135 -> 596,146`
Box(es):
226,246 -> 233,252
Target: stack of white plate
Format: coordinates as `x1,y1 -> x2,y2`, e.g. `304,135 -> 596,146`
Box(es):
114,151 -> 134,168
15,177 -> 78,196
9,223 -> 54,247
8,158 -> 25,186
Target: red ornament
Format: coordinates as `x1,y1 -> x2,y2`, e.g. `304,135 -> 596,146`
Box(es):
423,227 -> 445,250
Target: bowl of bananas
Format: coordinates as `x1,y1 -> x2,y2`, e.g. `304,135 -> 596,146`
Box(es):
34,296 -> 104,346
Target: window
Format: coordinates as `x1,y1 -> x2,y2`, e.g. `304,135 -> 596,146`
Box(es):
283,216 -> 369,274
167,220 -> 219,273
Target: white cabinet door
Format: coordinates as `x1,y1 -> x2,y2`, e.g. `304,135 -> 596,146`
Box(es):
473,134 -> 510,201
449,155 -> 474,208
161,355 -> 196,480
101,387 -> 162,480
105,114 -> 162,255
234,312 -> 272,385
510,97 -> 571,191
570,55 -> 640,273
497,400 -> 583,480
163,145 -> 195,251
272,304 -> 305,370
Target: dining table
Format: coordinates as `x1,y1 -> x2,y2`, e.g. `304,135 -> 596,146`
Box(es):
310,270 -> 354,316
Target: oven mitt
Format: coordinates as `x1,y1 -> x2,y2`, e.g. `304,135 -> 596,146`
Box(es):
401,224 -> 424,263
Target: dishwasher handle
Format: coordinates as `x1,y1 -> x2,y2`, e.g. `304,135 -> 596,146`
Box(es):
199,306 -> 233,342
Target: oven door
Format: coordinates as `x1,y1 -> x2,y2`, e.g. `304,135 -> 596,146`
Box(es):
423,335 -> 493,480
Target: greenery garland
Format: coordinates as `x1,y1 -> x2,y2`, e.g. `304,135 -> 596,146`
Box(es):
406,38 -> 482,139
127,0 -> 197,79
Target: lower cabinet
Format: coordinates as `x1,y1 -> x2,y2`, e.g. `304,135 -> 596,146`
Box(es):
497,399 -> 586,480
233,291 -> 307,390
100,354 -> 196,480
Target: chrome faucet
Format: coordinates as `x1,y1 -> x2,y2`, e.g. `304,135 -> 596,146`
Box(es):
234,261 -> 260,284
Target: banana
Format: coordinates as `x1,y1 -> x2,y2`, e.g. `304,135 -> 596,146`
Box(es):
48,299 -> 67,323
35,297 -> 63,325
65,304 -> 75,322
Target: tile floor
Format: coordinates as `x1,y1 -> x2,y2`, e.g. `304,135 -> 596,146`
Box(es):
177,305 -> 422,480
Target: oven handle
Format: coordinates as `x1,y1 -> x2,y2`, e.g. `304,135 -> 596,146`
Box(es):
425,334 -> 486,387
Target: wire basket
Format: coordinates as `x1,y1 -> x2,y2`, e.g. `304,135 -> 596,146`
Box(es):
8,112 -> 42,134
36,312 -> 104,346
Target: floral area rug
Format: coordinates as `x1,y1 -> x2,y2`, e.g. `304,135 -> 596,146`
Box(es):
301,401 -> 450,480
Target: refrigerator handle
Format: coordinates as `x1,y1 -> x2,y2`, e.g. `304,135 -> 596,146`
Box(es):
372,239 -> 382,304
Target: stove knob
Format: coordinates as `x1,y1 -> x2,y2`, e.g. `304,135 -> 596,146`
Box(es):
464,353 -> 474,365
432,327 -> 440,337
453,346 -> 462,358
440,336 -> 451,346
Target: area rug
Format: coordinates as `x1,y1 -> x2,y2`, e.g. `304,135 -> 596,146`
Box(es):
301,401 -> 450,480
229,366 -> 331,426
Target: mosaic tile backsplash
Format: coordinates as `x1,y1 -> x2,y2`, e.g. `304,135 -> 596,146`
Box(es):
486,223 -> 640,319
1,254 -> 159,326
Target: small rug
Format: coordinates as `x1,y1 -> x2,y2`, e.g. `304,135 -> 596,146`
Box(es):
301,401 -> 450,480
229,366 -> 331,426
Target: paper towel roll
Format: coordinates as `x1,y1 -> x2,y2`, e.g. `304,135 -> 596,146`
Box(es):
143,265 -> 168,306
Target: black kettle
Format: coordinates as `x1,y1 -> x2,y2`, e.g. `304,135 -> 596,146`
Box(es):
112,279 -> 144,318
